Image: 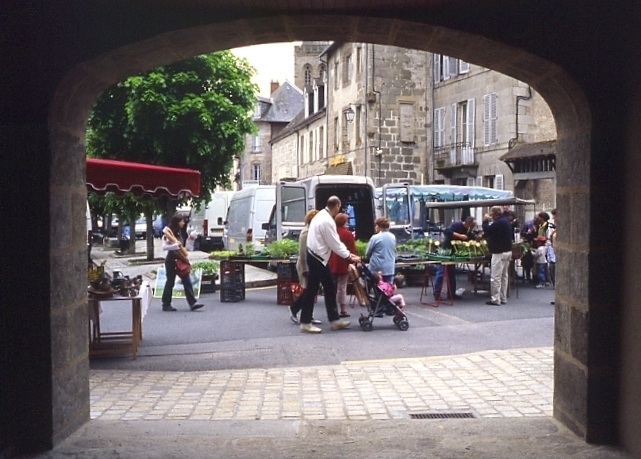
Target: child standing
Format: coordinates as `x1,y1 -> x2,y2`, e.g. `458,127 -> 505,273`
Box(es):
546,230 -> 556,288
375,271 -> 406,308
532,236 -> 548,288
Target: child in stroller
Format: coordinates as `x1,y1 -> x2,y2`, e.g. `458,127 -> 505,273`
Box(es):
374,271 -> 406,309
357,264 -> 409,331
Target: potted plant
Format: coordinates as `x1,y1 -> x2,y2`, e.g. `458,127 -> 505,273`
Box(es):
265,239 -> 299,259
191,260 -> 220,294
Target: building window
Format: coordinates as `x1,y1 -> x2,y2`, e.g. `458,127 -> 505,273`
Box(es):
342,111 -> 351,149
355,106 -> 362,146
318,126 -> 325,158
334,116 -> 339,150
433,54 -> 469,82
342,54 -> 352,85
304,64 -> 312,87
309,131 -> 315,161
319,64 -> 326,82
252,163 -> 261,182
334,59 -> 339,90
302,133 -> 309,164
483,93 -> 498,146
433,107 -> 445,147
460,99 -> 475,164
251,135 -> 260,153
356,46 -> 362,75
449,100 -> 474,164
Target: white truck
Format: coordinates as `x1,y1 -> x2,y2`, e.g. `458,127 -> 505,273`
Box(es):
223,186 -> 275,252
191,190 -> 236,252
264,175 -> 378,245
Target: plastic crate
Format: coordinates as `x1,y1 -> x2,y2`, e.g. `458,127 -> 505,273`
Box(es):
277,280 -> 299,305
220,260 -> 244,288
220,287 -> 245,303
276,262 -> 298,281
220,260 -> 244,276
220,275 -> 244,288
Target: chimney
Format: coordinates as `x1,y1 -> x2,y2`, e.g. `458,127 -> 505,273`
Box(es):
270,80 -> 280,94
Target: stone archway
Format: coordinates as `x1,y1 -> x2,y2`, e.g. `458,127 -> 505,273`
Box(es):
6,3 -> 633,455
51,13 -> 596,440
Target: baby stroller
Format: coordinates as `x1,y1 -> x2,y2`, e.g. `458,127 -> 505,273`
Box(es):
357,264 -> 409,332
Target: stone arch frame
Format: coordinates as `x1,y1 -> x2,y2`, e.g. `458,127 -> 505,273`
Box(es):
29,10 -> 621,454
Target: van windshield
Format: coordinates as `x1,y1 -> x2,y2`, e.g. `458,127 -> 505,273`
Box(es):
281,186 -> 306,224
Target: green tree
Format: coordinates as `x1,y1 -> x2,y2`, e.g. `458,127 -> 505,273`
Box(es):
86,51 -> 257,258
87,51 -> 257,204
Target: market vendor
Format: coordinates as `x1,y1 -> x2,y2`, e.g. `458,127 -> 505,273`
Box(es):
433,216 -> 477,301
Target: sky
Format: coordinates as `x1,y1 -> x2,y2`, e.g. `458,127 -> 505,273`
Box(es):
231,42 -> 300,97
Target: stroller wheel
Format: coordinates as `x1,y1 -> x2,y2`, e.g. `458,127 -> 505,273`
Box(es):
397,319 -> 409,331
361,320 -> 373,332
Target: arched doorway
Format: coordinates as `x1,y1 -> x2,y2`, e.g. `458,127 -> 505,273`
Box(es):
4,2 -> 636,455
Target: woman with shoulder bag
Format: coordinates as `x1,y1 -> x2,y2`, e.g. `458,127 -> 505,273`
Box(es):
161,214 -> 204,312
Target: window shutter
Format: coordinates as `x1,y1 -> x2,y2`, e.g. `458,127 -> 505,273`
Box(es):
450,104 -> 457,164
434,108 -> 444,147
443,56 -> 450,80
466,98 -> 475,149
490,93 -> 497,144
449,58 -> 459,77
466,177 -> 475,187
433,54 -> 441,83
475,176 -> 483,187
459,60 -> 470,74
495,174 -> 504,190
483,94 -> 491,146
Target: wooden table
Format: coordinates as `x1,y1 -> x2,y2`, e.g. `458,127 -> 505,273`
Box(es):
88,286 -> 150,359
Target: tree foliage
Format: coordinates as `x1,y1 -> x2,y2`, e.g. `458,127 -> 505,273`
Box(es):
86,51 -> 258,205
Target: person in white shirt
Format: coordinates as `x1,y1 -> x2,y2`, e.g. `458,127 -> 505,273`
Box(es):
298,196 -> 361,333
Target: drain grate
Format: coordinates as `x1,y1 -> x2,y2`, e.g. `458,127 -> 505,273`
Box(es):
410,412 -> 476,420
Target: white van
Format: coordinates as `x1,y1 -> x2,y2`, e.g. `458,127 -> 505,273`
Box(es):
191,190 -> 236,251
223,185 -> 275,252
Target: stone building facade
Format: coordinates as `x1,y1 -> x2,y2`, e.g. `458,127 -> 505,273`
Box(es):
269,43 -> 556,220
431,55 -> 557,219
237,80 -> 303,189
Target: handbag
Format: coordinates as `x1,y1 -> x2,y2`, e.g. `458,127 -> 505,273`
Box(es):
175,258 -> 191,277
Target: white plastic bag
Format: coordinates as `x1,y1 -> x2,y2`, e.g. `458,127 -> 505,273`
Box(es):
185,231 -> 198,251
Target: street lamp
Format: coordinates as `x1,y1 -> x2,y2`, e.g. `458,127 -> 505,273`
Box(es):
344,106 -> 355,123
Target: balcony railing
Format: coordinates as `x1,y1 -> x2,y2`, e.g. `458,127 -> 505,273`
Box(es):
433,142 -> 475,168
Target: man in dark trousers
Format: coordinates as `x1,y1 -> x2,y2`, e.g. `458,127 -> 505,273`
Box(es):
433,216 -> 477,300
298,196 -> 361,333
482,206 -> 514,305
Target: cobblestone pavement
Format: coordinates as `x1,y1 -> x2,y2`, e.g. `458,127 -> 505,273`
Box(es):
90,348 -> 553,422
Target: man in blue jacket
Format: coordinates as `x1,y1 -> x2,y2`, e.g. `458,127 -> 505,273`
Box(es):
482,206 -> 514,305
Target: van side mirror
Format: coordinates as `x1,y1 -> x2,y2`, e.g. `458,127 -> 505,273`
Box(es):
261,222 -> 269,231
217,217 -> 223,225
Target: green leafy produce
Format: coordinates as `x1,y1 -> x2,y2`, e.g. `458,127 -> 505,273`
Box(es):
209,250 -> 236,259
266,239 -> 299,259
191,260 -> 220,276
355,240 -> 368,258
